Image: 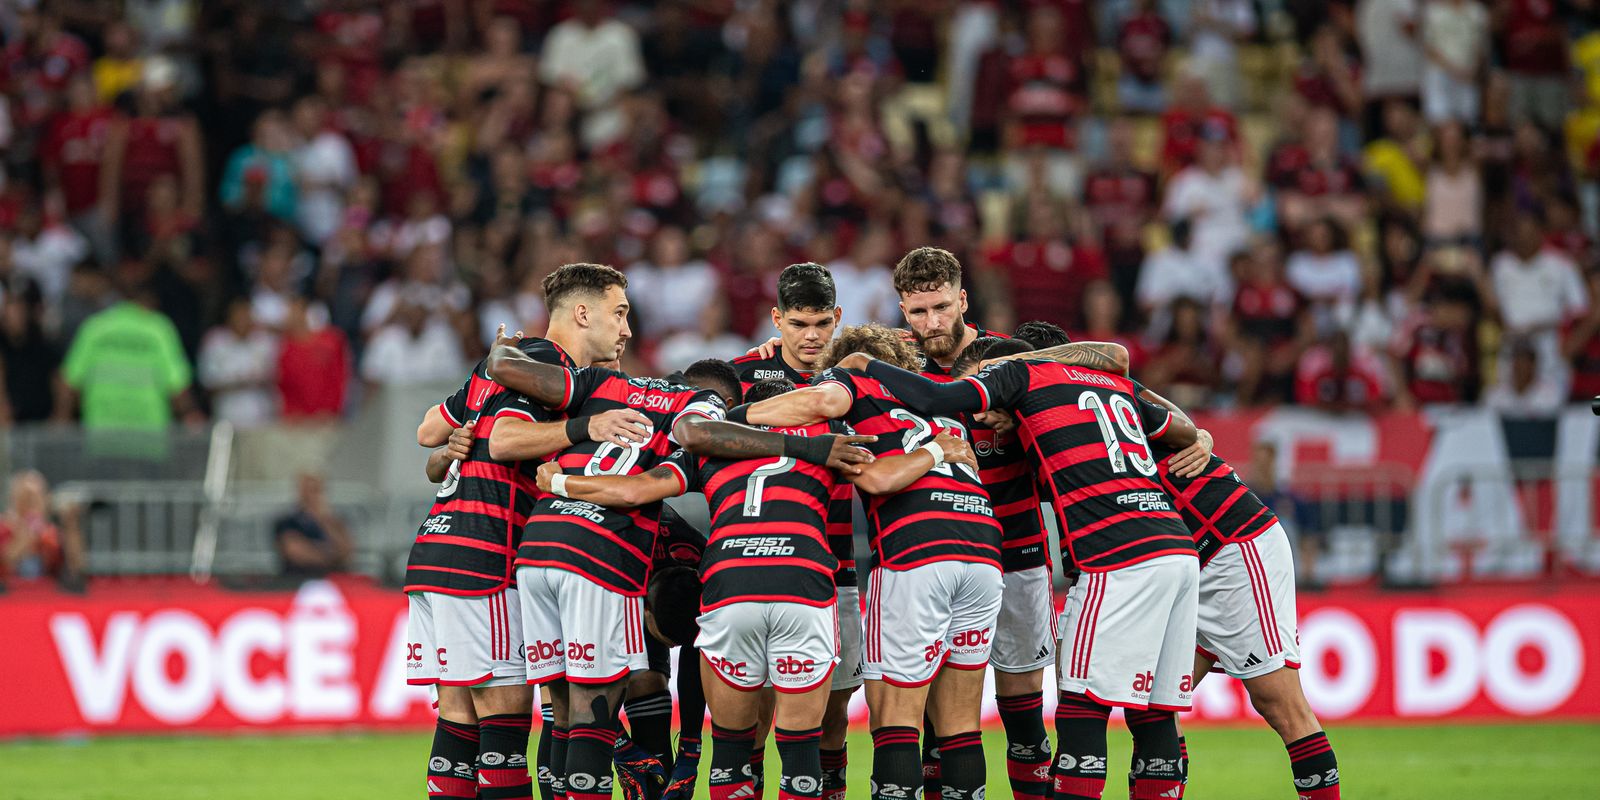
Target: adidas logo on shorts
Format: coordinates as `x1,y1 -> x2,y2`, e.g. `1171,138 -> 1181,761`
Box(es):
1243,653 -> 1262,667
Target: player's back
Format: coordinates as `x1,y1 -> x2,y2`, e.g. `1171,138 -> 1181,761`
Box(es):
517,369 -> 725,597
665,420 -> 842,611
407,338 -> 573,594
969,359 -> 1193,573
816,367 -> 1001,570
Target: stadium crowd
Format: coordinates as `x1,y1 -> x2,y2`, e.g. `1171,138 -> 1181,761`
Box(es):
0,0 -> 1597,433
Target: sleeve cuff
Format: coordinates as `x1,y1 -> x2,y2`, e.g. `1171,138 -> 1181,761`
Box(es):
494,407 -> 537,422
660,460 -> 690,494
962,376 -> 991,411
438,402 -> 462,427
1148,411 -> 1172,440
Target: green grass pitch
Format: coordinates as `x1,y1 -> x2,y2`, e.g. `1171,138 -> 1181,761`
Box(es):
4,722 -> 1593,799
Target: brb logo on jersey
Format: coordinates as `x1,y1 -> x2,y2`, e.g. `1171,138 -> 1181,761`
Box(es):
775,656 -> 815,675
708,655 -> 749,678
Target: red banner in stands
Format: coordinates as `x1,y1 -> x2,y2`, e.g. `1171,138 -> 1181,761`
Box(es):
6,579 -> 1598,737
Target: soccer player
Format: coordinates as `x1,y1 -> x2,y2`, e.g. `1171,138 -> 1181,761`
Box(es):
731,263 -> 864,800
483,327 -> 874,800
844,345 -> 1203,800
529,375 -> 976,800
730,325 -> 1005,800
891,246 -> 1009,377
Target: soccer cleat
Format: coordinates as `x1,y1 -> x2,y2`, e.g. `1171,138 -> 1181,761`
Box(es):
613,734 -> 667,800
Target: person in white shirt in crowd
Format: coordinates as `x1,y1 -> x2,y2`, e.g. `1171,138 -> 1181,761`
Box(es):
1484,339 -> 1564,417
1420,0 -> 1487,125
1488,210 -> 1590,394
9,201 -> 88,315
360,297 -> 465,387
1136,217 -> 1232,336
1164,130 -> 1254,284
655,297 -> 751,373
1356,0 -> 1422,122
538,0 -> 645,149
1188,0 -> 1257,108
827,224 -> 900,328
1286,217 -> 1364,332
361,242 -> 469,339
290,95 -> 357,247
198,298 -> 278,428
250,238 -> 317,331
626,225 -> 719,339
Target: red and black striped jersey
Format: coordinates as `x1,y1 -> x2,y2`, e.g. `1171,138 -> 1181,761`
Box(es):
914,323 -> 1009,378
731,347 -> 814,392
515,369 -> 726,597
970,421 -> 1049,572
730,351 -> 859,588
406,338 -> 574,595
1128,382 -> 1279,566
815,368 -> 1001,570
964,359 -> 1195,572
652,504 -> 707,570
661,421 -> 844,611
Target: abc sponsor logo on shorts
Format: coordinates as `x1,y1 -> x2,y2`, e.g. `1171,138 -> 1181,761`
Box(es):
527,640 -> 564,664
1132,671 -> 1155,693
566,642 -> 596,662
923,640 -> 946,663
774,656 -> 816,675
708,655 -> 749,678
951,628 -> 992,649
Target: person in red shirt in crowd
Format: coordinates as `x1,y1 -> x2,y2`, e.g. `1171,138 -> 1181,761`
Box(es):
1228,240 -> 1314,405
1499,0 -> 1571,131
1393,285 -> 1482,407
1083,118 -> 1160,298
1159,71 -> 1239,175
1295,330 -> 1387,413
314,2 -> 387,106
277,296 -> 351,421
0,470 -> 84,589
1,5 -> 90,132
1293,25 -> 1364,123
1563,269 -> 1600,402
41,74 -> 114,267
1002,4 -> 1090,198
1071,280 -> 1148,372
982,197 -> 1108,331
1277,107 -> 1368,233
1543,194 -> 1595,272
98,58 -> 203,261
1142,296 -> 1222,409
1117,0 -> 1173,114
1263,92 -> 1314,192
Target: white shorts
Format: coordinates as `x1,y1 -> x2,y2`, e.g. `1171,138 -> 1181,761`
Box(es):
697,601 -> 840,693
1057,554 -> 1199,710
517,566 -> 648,685
992,565 -> 1057,673
833,585 -> 865,691
406,587 -> 525,687
1197,524 -> 1302,680
864,561 -> 1004,687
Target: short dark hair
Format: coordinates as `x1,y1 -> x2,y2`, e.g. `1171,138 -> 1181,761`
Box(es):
953,336 -> 1034,376
816,323 -> 921,371
543,262 -> 627,311
1014,320 -> 1071,349
744,377 -> 797,404
684,358 -> 742,406
645,565 -> 702,647
777,263 -> 836,312
892,246 -> 963,295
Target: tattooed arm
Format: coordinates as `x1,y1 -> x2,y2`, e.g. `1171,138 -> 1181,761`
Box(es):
673,416 -> 878,475
535,461 -> 683,507
484,345 -> 574,408
984,341 -> 1130,375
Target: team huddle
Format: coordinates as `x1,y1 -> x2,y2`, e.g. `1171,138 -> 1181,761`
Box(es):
407,248 -> 1342,800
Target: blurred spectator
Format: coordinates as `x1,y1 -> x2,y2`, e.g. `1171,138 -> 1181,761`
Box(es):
0,470 -> 84,586
1137,219 -> 1231,329
197,299 -> 277,429
1164,131 -> 1253,281
1117,0 -> 1173,114
627,226 -> 719,339
984,199 -> 1108,332
360,298 -> 465,388
1394,285 -> 1481,406
40,75 -> 114,267
220,109 -> 298,222
0,280 -> 61,425
1564,269 -> 1600,401
1278,107 -> 1368,232
1286,217 -> 1364,328
1073,281 -> 1147,372
1142,296 -> 1221,409
1001,4 -> 1090,198
657,299 -> 750,374
1356,0 -> 1423,132
1296,330 -> 1388,413
277,297 -> 350,421
9,199 -> 88,311
60,283 -> 200,431
1420,0 -> 1487,124
290,96 -> 357,246
92,21 -> 142,104
1188,0 -> 1257,109
1159,72 -> 1239,174
273,473 -> 353,578
829,225 -> 901,328
1363,100 -> 1428,216
1423,121 -> 1484,245
1083,119 -> 1159,299
1229,241 -> 1313,405
1484,339 -> 1563,416
1295,25 -> 1364,126
98,57 -> 203,258
249,237 -> 313,331
360,243 -> 467,338
1488,210 -> 1589,389
1499,0 -> 1571,130
539,0 -> 646,148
